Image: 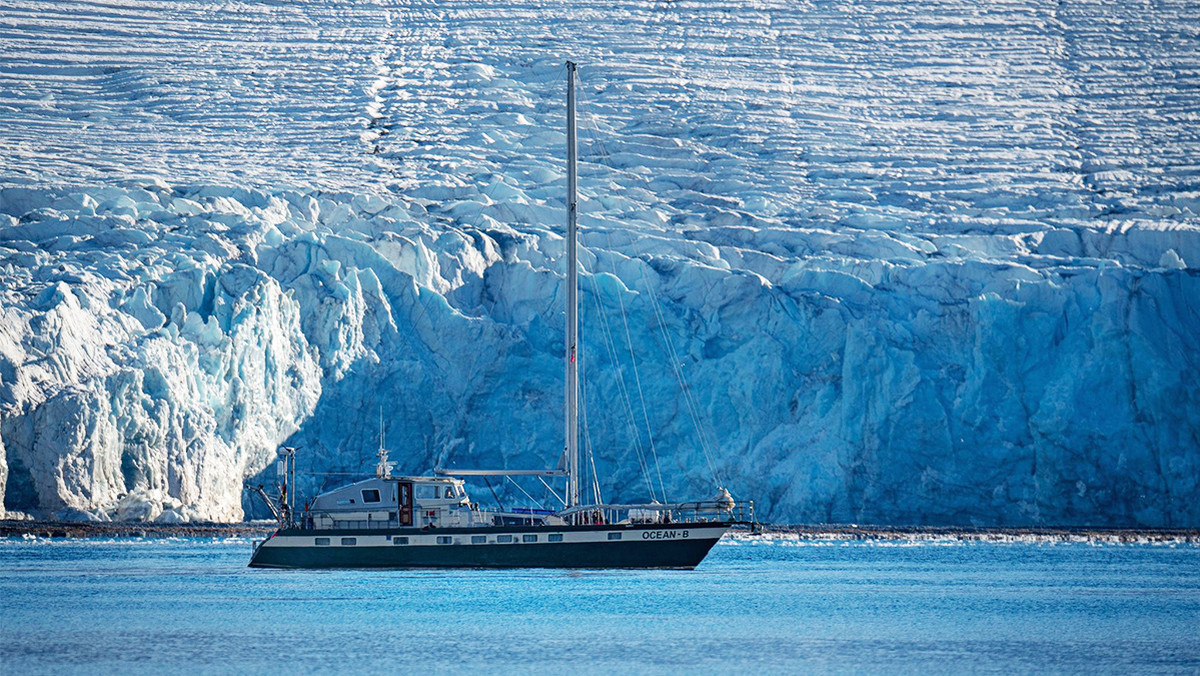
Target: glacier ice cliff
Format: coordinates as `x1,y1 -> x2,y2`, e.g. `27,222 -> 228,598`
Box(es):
1,0 -> 1198,525
0,187 -> 323,521
1,182 -> 1196,526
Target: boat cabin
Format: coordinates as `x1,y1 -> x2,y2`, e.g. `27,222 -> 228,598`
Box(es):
304,476 -> 563,530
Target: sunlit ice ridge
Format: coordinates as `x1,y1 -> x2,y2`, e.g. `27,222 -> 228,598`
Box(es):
0,0 -> 1197,527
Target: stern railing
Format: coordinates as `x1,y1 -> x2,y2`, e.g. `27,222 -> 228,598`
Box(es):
559,500 -> 756,528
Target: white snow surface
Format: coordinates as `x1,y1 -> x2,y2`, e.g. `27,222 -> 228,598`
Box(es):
1,0 -> 1198,525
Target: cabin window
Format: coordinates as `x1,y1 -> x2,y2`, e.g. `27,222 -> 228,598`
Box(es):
362,489 -> 381,503
471,535 -> 487,544
393,537 -> 409,545
607,532 -> 622,540
415,485 -> 439,500
341,537 -> 357,546
549,534 -> 563,542
314,538 -> 330,546
437,536 -> 452,545
523,534 -> 538,543
496,535 -> 513,543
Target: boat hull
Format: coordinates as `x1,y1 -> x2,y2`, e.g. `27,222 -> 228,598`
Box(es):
249,523 -> 728,569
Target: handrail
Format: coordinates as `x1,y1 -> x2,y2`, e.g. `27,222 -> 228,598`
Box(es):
559,499 -> 740,514
559,500 -> 755,527
296,500 -> 757,531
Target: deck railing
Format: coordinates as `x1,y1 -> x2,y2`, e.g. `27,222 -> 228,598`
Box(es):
301,516 -> 399,531
290,499 -> 756,531
562,500 -> 756,528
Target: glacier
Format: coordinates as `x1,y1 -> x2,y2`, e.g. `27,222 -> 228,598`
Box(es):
0,0 -> 1198,526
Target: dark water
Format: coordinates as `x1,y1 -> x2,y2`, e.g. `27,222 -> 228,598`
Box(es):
2,534 -> 1198,674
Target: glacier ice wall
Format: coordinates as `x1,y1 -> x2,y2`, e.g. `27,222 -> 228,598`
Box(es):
1,182 -> 1196,525
1,0 -> 1199,524
0,186 -> 323,520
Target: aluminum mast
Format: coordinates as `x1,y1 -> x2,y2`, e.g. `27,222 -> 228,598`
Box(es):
565,61 -> 580,512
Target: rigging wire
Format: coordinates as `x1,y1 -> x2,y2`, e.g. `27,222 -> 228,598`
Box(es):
537,475 -> 567,507
569,73 -> 663,503
640,265 -> 726,489
505,474 -> 544,510
606,254 -> 670,503
483,477 -> 504,509
573,72 -> 718,493
579,389 -> 606,505
589,443 -> 604,506
586,270 -> 659,501
573,76 -> 665,502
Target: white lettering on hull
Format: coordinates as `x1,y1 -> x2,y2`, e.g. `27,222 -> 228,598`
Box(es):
641,530 -> 690,540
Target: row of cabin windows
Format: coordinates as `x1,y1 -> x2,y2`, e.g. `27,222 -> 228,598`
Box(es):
466,534 -> 561,543
415,485 -> 460,500
316,532 -> 618,546
337,486 -> 452,506
416,534 -> 551,545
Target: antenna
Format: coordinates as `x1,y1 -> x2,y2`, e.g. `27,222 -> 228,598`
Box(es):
376,405 -> 394,479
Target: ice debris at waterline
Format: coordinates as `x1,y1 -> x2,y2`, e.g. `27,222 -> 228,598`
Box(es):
1,0 -> 1198,526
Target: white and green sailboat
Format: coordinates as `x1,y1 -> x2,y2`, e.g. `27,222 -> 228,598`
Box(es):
249,62 -> 754,570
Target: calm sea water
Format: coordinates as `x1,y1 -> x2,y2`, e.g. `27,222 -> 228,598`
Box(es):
1,534 -> 1198,674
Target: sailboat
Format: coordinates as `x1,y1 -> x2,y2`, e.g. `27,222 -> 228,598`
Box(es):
248,62 -> 755,569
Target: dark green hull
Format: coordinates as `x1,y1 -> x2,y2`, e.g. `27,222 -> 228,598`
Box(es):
249,524 -> 726,569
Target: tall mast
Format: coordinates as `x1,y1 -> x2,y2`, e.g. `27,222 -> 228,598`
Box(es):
565,61 -> 580,510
